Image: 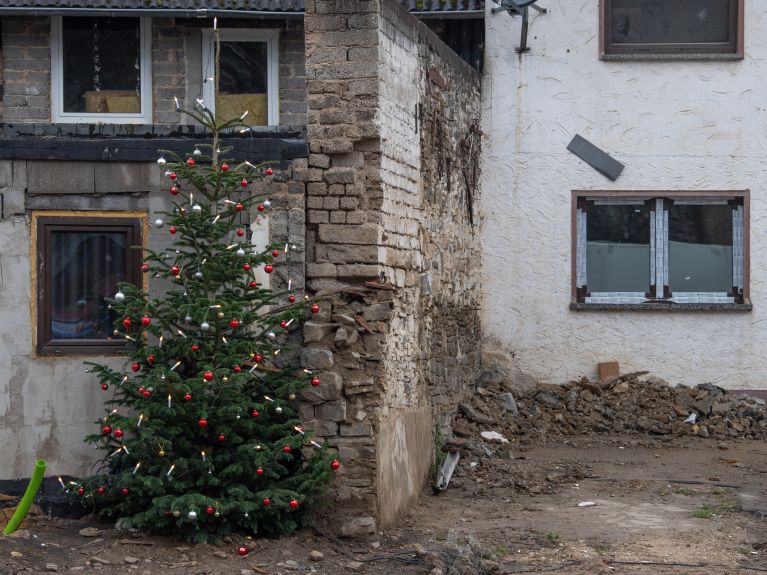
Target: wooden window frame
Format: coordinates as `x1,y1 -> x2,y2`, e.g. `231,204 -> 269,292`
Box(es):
600,0 -> 744,59
201,28 -> 280,126
51,16 -> 153,124
34,213 -> 144,357
571,190 -> 750,305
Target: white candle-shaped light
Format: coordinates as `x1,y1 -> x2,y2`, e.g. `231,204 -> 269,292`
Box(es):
159,335 -> 164,348
249,364 -> 258,373
310,440 -> 323,450
288,279 -> 292,291
133,462 -> 141,475
212,215 -> 221,225
167,464 -> 176,478
240,110 -> 249,120
201,450 -> 207,462
167,394 -> 172,409
177,329 -> 187,338
213,16 -> 217,29
137,413 -> 144,427
222,337 -> 228,345
264,395 -> 274,403
111,447 -> 123,458
123,445 -> 130,455
285,319 -> 295,327
293,426 -> 305,435
285,243 -> 289,253
171,361 -> 181,371
58,476 -> 66,490
173,96 -> 180,110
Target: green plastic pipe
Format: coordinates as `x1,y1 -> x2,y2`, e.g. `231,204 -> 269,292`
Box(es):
2,459 -> 46,535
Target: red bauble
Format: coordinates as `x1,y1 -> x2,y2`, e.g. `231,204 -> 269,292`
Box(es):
331,459 -> 341,471
257,204 -> 265,212
311,304 -> 320,314
77,486 -> 85,496
102,425 -> 112,435
256,467 -> 264,476
184,393 -> 192,401
251,409 -> 260,418
147,355 -> 155,365
280,320 -> 287,328
265,168 -> 274,176
311,376 -> 321,387
235,203 -> 244,212
131,362 -> 140,372
138,386 -> 146,395
121,487 -> 130,495
262,498 -> 271,506
141,316 -> 151,327
203,371 -> 214,382
233,365 -> 241,373
142,390 -> 151,398
229,319 -> 240,329
169,226 -> 177,234
169,172 -> 177,180
240,179 -> 248,188
236,229 -> 245,237
272,249 -> 279,257
217,433 -> 226,442
113,428 -> 124,439
171,265 -> 180,276
186,158 -> 196,166
164,511 -> 173,517
206,505 -> 215,515
221,163 -> 229,172
289,499 -> 299,510
170,186 -> 179,195
191,344 -> 200,352
282,445 -> 291,453
198,418 -> 208,428
254,353 -> 264,362
237,546 -> 249,557
249,280 -> 258,288
264,264 -> 274,274
142,263 -> 150,272
97,486 -> 105,495
123,318 -> 132,328
101,383 -> 109,391
288,295 -> 296,303
243,263 -> 251,271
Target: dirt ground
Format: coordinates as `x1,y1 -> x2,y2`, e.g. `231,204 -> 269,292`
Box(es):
1,434 -> 766,575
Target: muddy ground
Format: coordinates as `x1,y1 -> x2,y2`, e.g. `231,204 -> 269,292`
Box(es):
1,434 -> 766,575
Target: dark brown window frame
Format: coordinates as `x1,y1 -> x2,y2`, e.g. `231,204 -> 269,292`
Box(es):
600,0 -> 744,59
570,190 -> 750,306
36,214 -> 143,356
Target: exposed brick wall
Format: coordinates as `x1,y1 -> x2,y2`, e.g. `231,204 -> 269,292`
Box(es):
152,19 -> 186,125
2,17 -> 51,123
303,0 -> 481,534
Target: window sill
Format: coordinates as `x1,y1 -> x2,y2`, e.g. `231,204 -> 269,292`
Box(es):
570,302 -> 752,312
601,53 -> 744,62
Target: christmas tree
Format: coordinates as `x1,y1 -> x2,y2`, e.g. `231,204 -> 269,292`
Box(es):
73,96 -> 338,544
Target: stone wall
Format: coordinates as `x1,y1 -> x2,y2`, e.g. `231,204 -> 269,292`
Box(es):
303,0 -> 481,533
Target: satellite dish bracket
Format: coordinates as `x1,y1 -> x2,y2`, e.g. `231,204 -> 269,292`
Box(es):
490,0 -> 547,54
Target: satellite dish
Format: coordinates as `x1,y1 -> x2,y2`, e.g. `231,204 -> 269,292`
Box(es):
490,0 -> 547,54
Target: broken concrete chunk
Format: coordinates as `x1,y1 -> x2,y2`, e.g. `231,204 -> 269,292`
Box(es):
79,527 -> 101,538
499,392 -> 518,416
340,516 -> 376,537
480,431 -> 509,444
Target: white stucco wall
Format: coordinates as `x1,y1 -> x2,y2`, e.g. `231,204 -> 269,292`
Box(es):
481,1 -> 767,388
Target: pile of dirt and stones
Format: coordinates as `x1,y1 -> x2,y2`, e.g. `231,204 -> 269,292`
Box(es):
454,371 -> 767,442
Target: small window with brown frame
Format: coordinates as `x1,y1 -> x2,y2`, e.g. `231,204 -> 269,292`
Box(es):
572,191 -> 749,305
34,213 -> 144,356
601,0 -> 744,59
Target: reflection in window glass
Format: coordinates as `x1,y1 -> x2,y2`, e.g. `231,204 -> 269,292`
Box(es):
217,42 -> 269,125
50,231 -> 127,339
668,204 -> 732,293
611,0 -> 730,45
587,204 -> 650,293
62,17 -> 141,114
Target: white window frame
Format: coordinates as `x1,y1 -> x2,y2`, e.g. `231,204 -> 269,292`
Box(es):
201,28 -> 280,126
50,16 -> 152,124
574,192 -> 748,305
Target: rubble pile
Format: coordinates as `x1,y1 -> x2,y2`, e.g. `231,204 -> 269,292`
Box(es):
455,372 -> 767,442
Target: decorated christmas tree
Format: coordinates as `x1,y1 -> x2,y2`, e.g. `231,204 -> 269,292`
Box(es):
73,96 -> 337,544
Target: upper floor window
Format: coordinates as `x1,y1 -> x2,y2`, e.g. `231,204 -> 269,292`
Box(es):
51,16 -> 152,124
34,213 -> 144,356
601,0 -> 743,59
202,29 -> 279,126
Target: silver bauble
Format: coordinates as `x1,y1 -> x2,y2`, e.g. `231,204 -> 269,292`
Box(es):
200,322 -> 210,331
114,291 -> 126,303
193,148 -> 202,157
267,331 -> 276,340
194,271 -> 203,280
172,510 -> 181,517
236,248 -> 245,257
154,218 -> 164,229
187,511 -> 197,520
157,156 -> 167,166
275,406 -> 283,414
184,315 -> 193,324
192,204 -> 202,213
263,199 -> 271,209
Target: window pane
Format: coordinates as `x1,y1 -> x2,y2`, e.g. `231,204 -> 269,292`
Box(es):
611,0 -> 731,45
668,205 -> 732,293
62,17 -> 141,114
217,41 -> 269,125
50,231 -> 127,339
587,204 -> 650,293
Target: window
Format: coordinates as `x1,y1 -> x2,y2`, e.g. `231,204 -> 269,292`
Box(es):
573,193 -> 748,305
51,16 -> 152,123
201,29 -> 279,126
35,214 -> 144,356
601,0 -> 743,58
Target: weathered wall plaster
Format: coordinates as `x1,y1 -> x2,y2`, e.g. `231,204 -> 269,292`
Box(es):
481,1 -> 767,388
